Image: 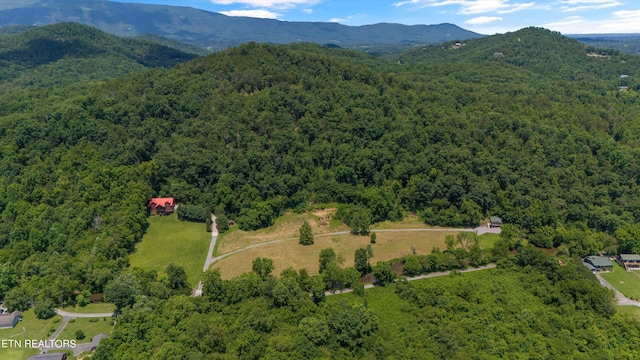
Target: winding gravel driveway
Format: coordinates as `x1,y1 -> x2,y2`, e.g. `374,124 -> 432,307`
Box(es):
595,273 -> 640,307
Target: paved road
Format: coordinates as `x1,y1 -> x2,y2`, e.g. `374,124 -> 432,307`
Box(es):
39,309 -> 114,354
595,273 -> 640,307
194,214 -> 218,296
325,264 -> 497,296
55,309 -> 114,318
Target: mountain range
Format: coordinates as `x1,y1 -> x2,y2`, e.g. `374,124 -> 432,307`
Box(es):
0,0 -> 483,50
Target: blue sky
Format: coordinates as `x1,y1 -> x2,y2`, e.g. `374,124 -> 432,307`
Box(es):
112,0 -> 640,34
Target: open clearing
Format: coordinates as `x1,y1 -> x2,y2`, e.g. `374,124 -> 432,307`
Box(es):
616,306 -> 640,320
129,212 -> 211,287
213,228 -> 481,279
600,262 -> 640,300
60,303 -> 115,315
0,309 -> 63,360
57,317 -> 114,342
217,210 -> 349,255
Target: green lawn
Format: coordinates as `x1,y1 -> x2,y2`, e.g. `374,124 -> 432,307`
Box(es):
57,317 -> 115,342
478,233 -> 500,249
130,212 -> 211,287
0,309 -> 63,360
616,306 -> 640,321
600,263 -> 640,300
60,303 -> 115,314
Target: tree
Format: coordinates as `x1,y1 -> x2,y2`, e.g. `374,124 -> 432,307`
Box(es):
299,317 -> 330,345
403,255 -> 422,276
104,273 -> 142,311
34,298 -> 56,320
456,232 -> 479,251
299,220 -> 314,245
216,212 -> 230,233
75,330 -> 86,340
77,290 -> 91,307
345,207 -> 372,235
252,257 -> 274,280
202,269 -> 225,301
373,261 -> 396,286
325,301 -> 378,351
319,248 -> 338,274
354,248 -> 372,275
370,232 -> 376,244
166,263 -> 189,294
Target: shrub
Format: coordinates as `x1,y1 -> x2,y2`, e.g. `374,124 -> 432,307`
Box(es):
177,204 -> 209,223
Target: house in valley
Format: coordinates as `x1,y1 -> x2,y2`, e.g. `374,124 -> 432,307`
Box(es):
0,310 -> 22,329
489,216 -> 503,228
583,255 -> 614,272
618,254 -> 640,271
148,197 -> 175,215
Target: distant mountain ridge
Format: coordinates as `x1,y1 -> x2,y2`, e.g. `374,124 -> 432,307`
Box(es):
0,22 -> 197,90
0,0 -> 483,50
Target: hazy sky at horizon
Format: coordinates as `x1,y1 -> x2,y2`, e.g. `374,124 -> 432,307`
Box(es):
111,0 -> 640,35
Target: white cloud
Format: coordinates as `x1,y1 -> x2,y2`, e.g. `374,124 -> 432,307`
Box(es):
210,0 -> 321,10
329,13 -> 367,24
392,0 -> 536,15
465,16 -> 503,24
544,10 -> 640,33
302,8 -> 313,13
220,9 -> 281,18
561,1 -> 621,12
497,2 -> 535,13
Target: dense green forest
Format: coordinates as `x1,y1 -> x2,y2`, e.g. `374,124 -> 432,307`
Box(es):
93,250 -> 640,359
1,24 -> 640,356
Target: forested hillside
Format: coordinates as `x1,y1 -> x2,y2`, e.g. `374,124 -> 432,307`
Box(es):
1,26 -> 640,344
0,22 -> 197,91
93,252 -> 639,359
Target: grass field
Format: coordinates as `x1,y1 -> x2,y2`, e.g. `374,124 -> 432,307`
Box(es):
216,210 -> 350,255
616,306 -> 640,321
325,268 -> 498,333
600,263 -> 640,300
371,214 -> 431,230
129,212 -> 211,287
0,309 -> 63,360
478,233 -> 500,249
60,303 -> 115,314
57,317 -> 114,342
213,229 -> 460,279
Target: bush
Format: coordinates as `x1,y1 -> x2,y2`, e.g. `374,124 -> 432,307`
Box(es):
75,330 -> 85,340
177,204 -> 209,223
34,299 -> 56,320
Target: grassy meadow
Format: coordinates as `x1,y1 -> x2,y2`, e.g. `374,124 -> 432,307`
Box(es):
57,317 -> 114,342
213,229 -> 458,279
129,212 -> 211,287
216,210 -> 350,255
60,303 -> 115,314
0,309 -> 63,360
600,262 -> 640,300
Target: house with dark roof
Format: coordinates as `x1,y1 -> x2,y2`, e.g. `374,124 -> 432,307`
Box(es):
148,197 -> 175,215
618,254 -> 640,271
583,256 -> 614,272
489,216 -> 502,228
0,310 -> 22,329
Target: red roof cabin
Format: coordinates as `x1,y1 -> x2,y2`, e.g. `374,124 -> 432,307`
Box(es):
148,197 -> 175,215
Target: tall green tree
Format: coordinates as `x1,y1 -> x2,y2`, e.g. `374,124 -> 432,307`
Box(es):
252,257 -> 274,280
373,261 -> 396,286
354,247 -> 372,275
299,220 -> 314,245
